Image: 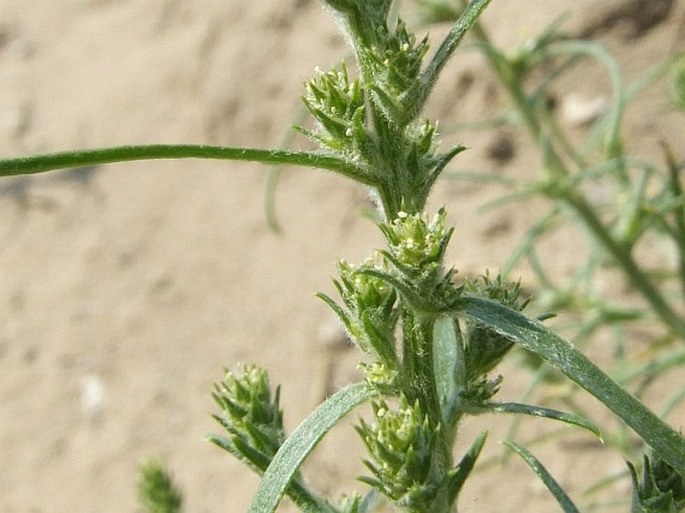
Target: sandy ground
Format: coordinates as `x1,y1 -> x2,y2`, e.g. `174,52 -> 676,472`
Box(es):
1,1 -> 684,512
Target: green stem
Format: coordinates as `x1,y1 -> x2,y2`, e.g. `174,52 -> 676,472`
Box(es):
467,18 -> 542,138
0,144 -> 372,185
400,310 -> 456,513
663,142 -> 685,302
402,311 -> 440,415
564,191 -> 685,337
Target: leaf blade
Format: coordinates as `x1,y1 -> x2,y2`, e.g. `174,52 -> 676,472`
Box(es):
418,0 -> 492,108
479,401 -> 601,439
504,441 -> 581,513
432,315 -> 465,424
248,381 -> 377,513
0,144 -> 371,184
458,296 -> 685,476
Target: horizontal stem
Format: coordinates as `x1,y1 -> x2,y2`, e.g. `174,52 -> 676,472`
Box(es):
0,144 -> 372,185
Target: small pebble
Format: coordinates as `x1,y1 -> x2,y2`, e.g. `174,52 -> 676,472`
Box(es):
80,374 -> 105,418
317,319 -> 350,350
1,104 -> 31,138
561,94 -> 609,127
486,132 -> 515,163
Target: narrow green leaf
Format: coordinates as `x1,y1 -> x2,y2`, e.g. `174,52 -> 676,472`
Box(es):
504,441 -> 581,513
432,315 -> 465,424
447,430 -> 488,503
138,460 -> 183,513
426,144 -> 468,186
458,296 -> 685,476
478,401 -> 601,439
207,433 -> 242,459
358,489 -> 384,513
0,144 -> 372,185
626,460 -> 645,513
315,292 -> 355,338
248,381 -> 377,513
418,0 -> 492,109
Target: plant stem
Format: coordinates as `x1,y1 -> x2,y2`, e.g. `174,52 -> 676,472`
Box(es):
662,141 -> 685,302
0,144 -> 370,184
563,192 -> 685,337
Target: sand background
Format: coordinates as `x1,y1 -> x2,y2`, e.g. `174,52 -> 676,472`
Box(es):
1,1 -> 684,512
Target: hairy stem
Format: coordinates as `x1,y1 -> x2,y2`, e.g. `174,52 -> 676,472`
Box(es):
0,144 -> 371,185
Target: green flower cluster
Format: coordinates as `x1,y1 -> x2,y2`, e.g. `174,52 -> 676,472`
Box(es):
210,366 -> 285,473
302,65 -> 366,157
462,273 -> 529,382
318,258 -> 400,369
137,460 -> 183,513
356,398 -> 443,513
318,207 -> 529,510
376,209 -> 462,313
300,0 -> 467,218
629,453 -> 685,513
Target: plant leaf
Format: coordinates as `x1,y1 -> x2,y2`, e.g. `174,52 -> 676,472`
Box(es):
247,381 -> 378,513
0,144 -> 371,185
447,430 -> 488,504
432,315 -> 465,424
504,441 -> 581,513
457,296 -> 685,476
417,0 -> 492,110
478,401 -> 601,439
